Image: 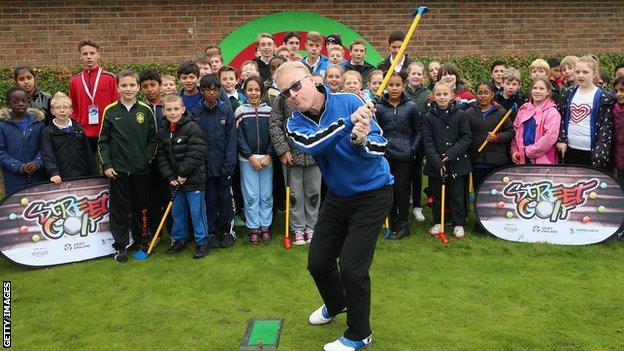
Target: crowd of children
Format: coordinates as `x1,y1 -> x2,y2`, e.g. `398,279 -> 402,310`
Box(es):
2,33 -> 624,263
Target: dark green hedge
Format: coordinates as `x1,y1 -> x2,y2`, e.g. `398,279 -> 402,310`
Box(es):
1,54 -> 623,105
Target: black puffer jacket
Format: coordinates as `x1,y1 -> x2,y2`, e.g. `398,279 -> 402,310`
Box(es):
465,102 -> 514,166
422,101 -> 472,178
39,119 -> 96,179
376,93 -> 422,161
157,113 -> 206,191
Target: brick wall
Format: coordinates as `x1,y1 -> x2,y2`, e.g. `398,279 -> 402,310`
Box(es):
1,0 -> 622,68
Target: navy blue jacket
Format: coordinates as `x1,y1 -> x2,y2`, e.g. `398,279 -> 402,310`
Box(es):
190,99 -> 237,177
0,108 -> 47,194
235,103 -> 274,159
376,93 -> 422,161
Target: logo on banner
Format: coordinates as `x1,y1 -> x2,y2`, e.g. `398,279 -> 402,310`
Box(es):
22,191 -> 110,240
502,179 -> 599,222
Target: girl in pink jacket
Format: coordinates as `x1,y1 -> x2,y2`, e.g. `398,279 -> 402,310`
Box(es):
511,77 -> 561,165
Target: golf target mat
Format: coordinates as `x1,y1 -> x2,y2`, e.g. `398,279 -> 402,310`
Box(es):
240,318 -> 283,350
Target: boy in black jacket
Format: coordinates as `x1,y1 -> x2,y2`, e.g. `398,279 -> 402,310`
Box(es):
157,94 -> 210,259
423,82 -> 472,239
40,92 -> 96,184
190,74 -> 237,249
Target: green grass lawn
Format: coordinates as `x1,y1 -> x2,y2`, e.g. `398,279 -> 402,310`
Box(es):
2,212 -> 624,351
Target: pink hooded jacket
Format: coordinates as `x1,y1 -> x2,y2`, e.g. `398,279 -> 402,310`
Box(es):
510,99 -> 561,164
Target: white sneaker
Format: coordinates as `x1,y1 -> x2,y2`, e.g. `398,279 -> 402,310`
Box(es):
428,224 -> 441,236
324,334 -> 372,351
293,230 -> 306,246
453,226 -> 465,239
309,304 -> 335,325
304,228 -> 314,244
413,207 -> 425,222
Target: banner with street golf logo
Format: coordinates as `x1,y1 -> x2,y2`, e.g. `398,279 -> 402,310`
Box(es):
0,177 -> 119,268
475,165 -> 624,245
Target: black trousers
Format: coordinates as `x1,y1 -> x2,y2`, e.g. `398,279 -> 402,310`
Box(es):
307,185 -> 393,340
411,150 -> 424,207
430,175 -> 466,226
109,174 -> 151,250
205,175 -> 235,235
148,163 -> 171,236
564,147 -> 591,165
388,158 -> 413,224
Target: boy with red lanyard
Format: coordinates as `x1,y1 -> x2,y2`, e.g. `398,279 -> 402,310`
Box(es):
68,38 -> 119,153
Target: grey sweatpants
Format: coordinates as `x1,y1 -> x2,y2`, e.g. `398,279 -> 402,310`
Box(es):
282,164 -> 322,232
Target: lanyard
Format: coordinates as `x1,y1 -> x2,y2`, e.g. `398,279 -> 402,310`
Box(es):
81,67 -> 102,103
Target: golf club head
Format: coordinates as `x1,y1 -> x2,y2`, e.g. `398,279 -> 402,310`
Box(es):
133,249 -> 151,260
384,228 -> 391,239
412,6 -> 429,17
438,233 -> 449,245
283,236 -> 292,250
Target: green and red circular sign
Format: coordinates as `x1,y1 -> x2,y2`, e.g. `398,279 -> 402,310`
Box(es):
220,11 -> 383,69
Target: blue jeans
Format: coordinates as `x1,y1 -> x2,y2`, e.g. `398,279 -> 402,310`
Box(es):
171,190 -> 209,245
239,159 -> 273,229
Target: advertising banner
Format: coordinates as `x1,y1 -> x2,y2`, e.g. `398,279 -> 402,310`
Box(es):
0,177 -> 119,268
475,165 -> 624,245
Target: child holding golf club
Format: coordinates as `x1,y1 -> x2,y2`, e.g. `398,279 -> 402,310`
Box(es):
510,77 -> 561,165
423,82 -> 472,239
556,55 -> 614,169
376,70 -> 422,239
157,94 -> 210,259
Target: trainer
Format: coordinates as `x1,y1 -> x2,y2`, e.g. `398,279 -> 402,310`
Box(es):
274,61 -> 393,351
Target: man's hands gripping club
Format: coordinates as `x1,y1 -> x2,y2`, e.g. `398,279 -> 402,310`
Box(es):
350,102 -> 375,146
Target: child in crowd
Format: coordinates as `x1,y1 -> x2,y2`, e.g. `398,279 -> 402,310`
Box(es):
344,39 -> 376,84
423,82 -> 472,239
403,61 -> 431,222
560,55 -> 579,90
466,81 -> 513,205
275,45 -> 291,59
177,60 -> 202,111
548,57 -> 564,89
614,63 -> 624,79
13,65 -> 52,123
436,63 -> 475,104
219,66 -> 246,112
362,69 -> 383,102
376,71 -> 422,239
196,55 -> 213,78
511,77 -> 561,165
161,75 -> 178,96
209,53 -> 224,73
157,94 -> 209,259
613,76 -> 624,185
267,56 -> 288,103
0,87 -> 46,194
40,92 -> 96,184
328,45 -> 345,66
490,60 -> 506,94
68,38 -> 119,153
302,31 -> 329,76
253,33 -> 276,81
282,31 -> 302,61
324,64 -> 344,93
342,71 -> 372,103
235,76 -> 274,244
190,74 -> 238,249
241,60 -> 261,81
427,61 -> 441,91
530,59 -> 560,104
377,31 -> 411,74
139,69 -> 171,238
557,56 -> 614,169
494,68 -> 525,121
98,70 -> 157,263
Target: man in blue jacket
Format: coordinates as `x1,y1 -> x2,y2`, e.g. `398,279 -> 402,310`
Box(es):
274,61 -> 393,351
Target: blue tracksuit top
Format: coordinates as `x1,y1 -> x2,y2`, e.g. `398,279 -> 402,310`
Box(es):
286,85 -> 394,197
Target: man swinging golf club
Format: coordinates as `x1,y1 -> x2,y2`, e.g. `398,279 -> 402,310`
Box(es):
274,61 -> 393,351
